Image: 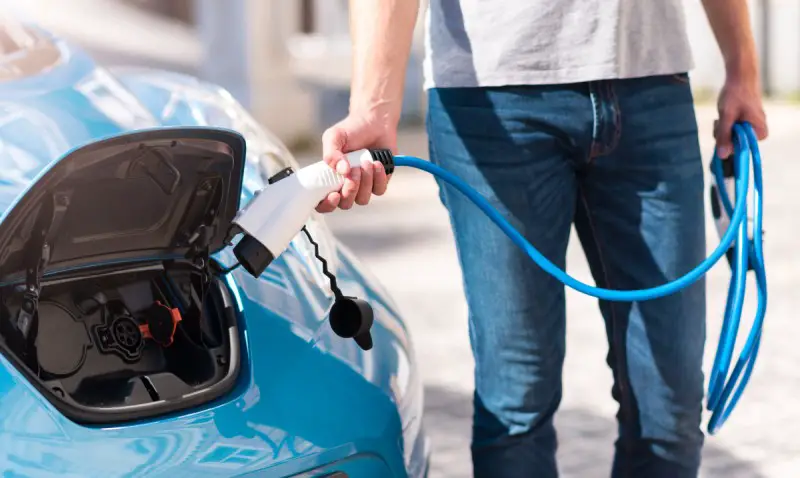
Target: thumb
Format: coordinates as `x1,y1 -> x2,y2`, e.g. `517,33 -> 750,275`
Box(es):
715,112 -> 736,158
321,125 -> 350,175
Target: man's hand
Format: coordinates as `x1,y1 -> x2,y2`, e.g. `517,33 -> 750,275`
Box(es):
316,112 -> 396,213
715,75 -> 768,158
315,0 -> 419,213
701,0 -> 768,156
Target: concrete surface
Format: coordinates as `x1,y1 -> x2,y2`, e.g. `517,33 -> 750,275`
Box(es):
308,102 -> 800,478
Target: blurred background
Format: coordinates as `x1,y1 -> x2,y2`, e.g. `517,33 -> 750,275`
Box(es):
1,1 -> 799,477
6,0 -> 800,148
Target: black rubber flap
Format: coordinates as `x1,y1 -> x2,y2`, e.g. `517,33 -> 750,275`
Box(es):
0,127 -> 246,282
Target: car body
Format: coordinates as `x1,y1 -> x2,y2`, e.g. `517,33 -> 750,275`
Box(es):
0,24 -> 429,477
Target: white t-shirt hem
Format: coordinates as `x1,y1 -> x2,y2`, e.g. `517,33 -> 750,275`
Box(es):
422,61 -> 696,90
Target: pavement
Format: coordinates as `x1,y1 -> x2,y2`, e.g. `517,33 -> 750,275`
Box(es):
303,102 -> 800,478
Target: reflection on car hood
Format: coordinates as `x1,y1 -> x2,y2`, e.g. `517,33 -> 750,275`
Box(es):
0,27 -> 162,210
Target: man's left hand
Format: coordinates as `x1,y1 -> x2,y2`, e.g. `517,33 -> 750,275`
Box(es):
714,74 -> 769,157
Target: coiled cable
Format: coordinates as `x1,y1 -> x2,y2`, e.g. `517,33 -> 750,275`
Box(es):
393,122 -> 765,434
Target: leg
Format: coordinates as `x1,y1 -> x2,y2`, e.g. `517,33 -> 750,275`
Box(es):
573,74 -> 706,478
426,85 -> 590,478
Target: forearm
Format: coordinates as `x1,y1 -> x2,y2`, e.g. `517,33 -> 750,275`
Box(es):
348,0 -> 420,126
701,0 -> 759,82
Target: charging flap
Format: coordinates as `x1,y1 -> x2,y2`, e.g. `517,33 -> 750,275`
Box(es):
0,127 -> 246,283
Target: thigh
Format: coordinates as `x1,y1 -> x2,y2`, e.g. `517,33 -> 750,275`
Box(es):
575,75 -> 706,462
426,86 -> 584,438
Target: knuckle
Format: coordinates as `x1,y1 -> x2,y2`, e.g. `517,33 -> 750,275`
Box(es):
322,127 -> 347,152
720,108 -> 737,121
322,126 -> 341,141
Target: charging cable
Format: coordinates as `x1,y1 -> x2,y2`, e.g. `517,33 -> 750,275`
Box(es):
393,122 -> 765,434
229,121 -> 764,433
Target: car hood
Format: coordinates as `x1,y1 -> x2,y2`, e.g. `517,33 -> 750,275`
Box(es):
0,127 -> 246,283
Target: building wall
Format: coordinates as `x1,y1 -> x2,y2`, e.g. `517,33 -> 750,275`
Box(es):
683,0 -> 799,97
124,0 -> 194,24
756,0 -> 800,96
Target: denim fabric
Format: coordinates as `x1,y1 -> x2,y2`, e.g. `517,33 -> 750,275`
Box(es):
426,74 -> 706,478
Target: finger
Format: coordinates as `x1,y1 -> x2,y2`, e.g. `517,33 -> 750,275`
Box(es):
715,110 -> 736,158
754,122 -> 769,140
321,126 -> 350,174
372,162 -> 389,196
338,171 -> 361,210
315,192 -> 341,213
750,112 -> 769,140
355,162 -> 375,206
336,158 -> 350,175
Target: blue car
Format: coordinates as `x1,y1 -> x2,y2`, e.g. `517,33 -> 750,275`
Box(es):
0,23 -> 429,477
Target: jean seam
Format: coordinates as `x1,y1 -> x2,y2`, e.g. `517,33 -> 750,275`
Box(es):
609,81 -> 622,154
589,81 -> 622,161
578,190 -> 633,477
588,82 -> 601,161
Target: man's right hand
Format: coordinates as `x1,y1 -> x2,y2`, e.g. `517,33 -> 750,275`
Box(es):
316,111 -> 396,213
316,0 -> 419,213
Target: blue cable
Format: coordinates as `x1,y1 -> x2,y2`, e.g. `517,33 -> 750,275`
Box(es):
393,121 -> 765,434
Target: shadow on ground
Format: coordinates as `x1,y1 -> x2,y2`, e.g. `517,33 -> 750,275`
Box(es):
423,385 -> 765,478
329,227 -> 448,255
325,205 -> 451,256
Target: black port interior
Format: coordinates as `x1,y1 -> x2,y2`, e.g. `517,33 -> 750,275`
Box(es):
0,261 -> 240,424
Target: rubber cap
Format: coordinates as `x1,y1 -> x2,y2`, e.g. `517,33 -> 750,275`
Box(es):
329,296 -> 374,351
139,301 -> 182,347
234,234 -> 275,277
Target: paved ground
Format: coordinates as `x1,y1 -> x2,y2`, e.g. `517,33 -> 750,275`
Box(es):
302,103 -> 800,478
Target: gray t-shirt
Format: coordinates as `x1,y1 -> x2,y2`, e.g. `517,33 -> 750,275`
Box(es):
422,0 -> 694,89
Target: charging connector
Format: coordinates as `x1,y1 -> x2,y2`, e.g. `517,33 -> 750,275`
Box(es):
229,149 -> 393,352
232,149 -> 394,278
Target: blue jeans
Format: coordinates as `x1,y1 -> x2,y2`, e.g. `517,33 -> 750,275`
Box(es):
426,74 -> 706,478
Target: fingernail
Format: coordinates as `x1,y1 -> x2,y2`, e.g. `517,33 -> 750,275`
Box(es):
336,160 -> 348,174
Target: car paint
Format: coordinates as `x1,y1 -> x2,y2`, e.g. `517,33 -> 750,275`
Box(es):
0,27 -> 428,477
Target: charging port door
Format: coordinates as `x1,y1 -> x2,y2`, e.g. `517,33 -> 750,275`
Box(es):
0,127 -> 246,286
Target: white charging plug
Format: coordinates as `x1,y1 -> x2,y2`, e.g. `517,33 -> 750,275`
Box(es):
230,149 -> 394,277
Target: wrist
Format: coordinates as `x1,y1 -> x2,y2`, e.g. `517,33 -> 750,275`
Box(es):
725,67 -> 761,94
723,49 -> 759,84
349,98 -> 402,128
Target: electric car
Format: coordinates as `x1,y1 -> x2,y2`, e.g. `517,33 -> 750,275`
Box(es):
0,23 -> 429,477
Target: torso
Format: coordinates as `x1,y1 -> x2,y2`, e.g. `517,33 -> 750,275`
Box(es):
423,0 -> 694,89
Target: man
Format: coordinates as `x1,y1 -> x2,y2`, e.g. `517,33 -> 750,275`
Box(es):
317,1 -> 767,477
